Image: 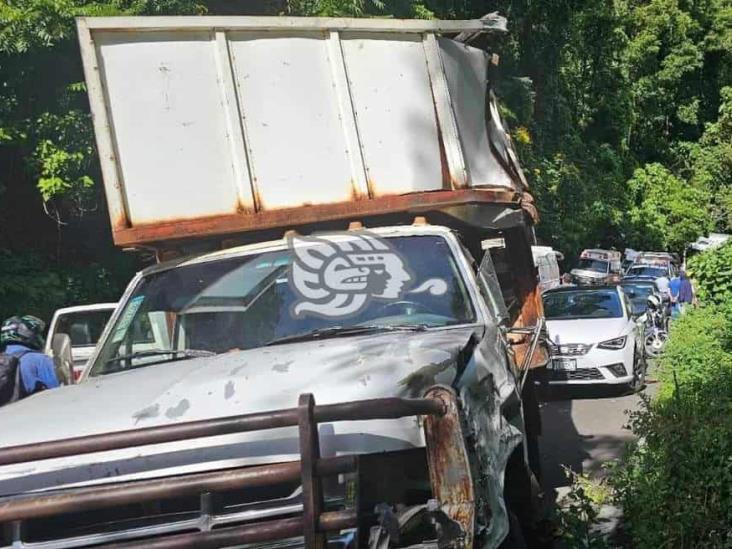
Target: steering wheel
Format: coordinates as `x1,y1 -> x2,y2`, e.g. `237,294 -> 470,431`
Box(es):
377,300 -> 438,316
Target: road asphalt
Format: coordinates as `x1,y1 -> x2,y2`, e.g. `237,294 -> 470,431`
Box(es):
538,366 -> 660,497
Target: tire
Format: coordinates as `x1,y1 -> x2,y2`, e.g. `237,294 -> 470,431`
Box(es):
644,331 -> 668,358
628,350 -> 646,393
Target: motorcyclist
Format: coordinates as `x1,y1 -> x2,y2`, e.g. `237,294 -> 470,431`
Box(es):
0,315 -> 60,402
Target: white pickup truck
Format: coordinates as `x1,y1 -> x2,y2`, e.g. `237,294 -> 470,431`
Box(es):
45,303 -> 117,382
0,15 -> 548,548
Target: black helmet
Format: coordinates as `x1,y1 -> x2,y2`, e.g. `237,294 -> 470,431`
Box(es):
1,315 -> 46,350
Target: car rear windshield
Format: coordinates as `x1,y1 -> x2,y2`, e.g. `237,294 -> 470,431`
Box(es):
621,283 -> 656,315
543,289 -> 623,320
626,265 -> 667,278
56,310 -> 114,346
576,258 -> 609,273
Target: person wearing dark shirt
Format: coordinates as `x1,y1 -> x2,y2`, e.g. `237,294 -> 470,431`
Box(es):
677,270 -> 695,313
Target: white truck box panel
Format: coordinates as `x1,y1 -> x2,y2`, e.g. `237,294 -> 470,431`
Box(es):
78,16 -> 525,245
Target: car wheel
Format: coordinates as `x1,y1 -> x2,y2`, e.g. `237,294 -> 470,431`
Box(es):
629,350 -> 646,393
644,331 -> 668,358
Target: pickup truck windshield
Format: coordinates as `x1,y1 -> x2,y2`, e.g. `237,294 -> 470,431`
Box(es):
91,235 -> 476,376
576,258 -> 609,274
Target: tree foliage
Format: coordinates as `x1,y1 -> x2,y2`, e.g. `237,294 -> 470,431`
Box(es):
687,241 -> 732,305
625,162 -> 713,252
0,0 -> 731,317
0,0 -> 202,211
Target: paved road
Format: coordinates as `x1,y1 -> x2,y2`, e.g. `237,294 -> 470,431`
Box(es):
538,370 -> 660,496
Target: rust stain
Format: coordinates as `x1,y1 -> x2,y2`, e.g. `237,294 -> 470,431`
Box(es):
504,229 -> 549,369
365,178 -> 376,199
112,212 -> 130,231
422,386 -> 474,547
348,178 -> 366,201
112,189 -> 530,249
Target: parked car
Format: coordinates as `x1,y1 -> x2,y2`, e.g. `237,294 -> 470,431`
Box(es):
620,280 -> 660,318
543,285 -> 646,390
624,263 -> 676,280
570,249 -> 623,285
624,252 -> 678,280
689,233 -> 730,253
45,303 -> 117,382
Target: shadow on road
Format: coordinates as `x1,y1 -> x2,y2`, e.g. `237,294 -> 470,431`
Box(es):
537,384 -> 641,498
535,370 -> 660,545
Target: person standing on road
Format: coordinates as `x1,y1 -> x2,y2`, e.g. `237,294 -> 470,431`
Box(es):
669,272 -> 682,318
0,315 -> 59,405
656,272 -> 670,297
655,272 -> 671,316
677,270 -> 696,313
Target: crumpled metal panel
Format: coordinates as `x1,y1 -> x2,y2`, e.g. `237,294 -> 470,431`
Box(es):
455,322 -> 524,547
439,38 -> 514,190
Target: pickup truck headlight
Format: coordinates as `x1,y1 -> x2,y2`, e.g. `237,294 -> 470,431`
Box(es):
598,336 -> 627,350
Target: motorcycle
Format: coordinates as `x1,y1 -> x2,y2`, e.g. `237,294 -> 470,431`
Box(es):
643,294 -> 669,358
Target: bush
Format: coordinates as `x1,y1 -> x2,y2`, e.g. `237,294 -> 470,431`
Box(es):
687,241 -> 732,306
611,304 -> 732,548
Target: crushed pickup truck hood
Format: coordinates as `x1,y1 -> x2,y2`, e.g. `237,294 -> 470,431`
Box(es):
0,328 -> 476,496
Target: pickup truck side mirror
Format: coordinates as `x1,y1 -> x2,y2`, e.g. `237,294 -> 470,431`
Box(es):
51,333 -> 74,385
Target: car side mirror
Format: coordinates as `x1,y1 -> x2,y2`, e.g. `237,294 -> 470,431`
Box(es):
51,333 -> 74,385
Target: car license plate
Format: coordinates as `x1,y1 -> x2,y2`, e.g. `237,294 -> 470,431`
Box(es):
552,358 -> 577,371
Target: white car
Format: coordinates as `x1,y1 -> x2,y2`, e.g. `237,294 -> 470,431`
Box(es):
45,303 -> 117,382
542,285 -> 646,389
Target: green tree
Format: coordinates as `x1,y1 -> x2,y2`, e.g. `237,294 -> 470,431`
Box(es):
626,163 -> 713,253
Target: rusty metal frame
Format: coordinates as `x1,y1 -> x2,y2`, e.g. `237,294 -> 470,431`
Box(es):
111,188 -> 527,248
0,390 -> 474,548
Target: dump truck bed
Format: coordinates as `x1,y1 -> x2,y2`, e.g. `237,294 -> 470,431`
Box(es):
77,15 -> 532,248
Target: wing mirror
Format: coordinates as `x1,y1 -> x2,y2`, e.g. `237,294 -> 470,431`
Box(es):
51,333 -> 74,385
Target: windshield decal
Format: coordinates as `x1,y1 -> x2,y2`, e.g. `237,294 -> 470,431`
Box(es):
111,296 -> 144,343
288,232 -> 446,319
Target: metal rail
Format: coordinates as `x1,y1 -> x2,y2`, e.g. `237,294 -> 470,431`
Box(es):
0,393 -> 462,549
0,396 -> 444,466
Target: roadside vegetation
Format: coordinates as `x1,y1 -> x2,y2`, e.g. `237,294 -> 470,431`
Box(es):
612,302 -> 732,547
611,243 -> 732,547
